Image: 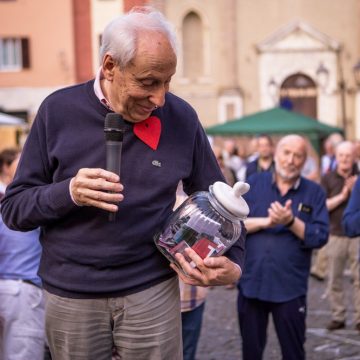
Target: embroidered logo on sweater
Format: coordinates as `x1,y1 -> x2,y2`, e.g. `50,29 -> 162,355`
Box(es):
152,160 -> 162,167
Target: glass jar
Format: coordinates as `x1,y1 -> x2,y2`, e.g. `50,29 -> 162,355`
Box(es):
154,181 -> 249,268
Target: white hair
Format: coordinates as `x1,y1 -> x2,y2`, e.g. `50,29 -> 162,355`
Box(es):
99,7 -> 178,69
276,134 -> 307,157
335,140 -> 355,155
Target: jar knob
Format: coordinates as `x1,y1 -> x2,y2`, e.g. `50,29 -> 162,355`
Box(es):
233,182 -> 250,197
211,181 -> 250,218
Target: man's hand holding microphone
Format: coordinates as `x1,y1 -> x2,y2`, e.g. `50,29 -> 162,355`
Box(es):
70,113 -> 126,219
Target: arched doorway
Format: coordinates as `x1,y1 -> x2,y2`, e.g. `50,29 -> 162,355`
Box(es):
280,74 -> 317,119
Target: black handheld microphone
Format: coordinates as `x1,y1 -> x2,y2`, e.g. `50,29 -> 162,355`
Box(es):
104,113 -> 126,221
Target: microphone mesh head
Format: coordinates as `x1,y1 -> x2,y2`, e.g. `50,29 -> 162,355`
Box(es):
104,113 -> 123,131
104,113 -> 126,141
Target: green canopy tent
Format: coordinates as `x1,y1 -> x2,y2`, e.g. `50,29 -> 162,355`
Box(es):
205,107 -> 343,153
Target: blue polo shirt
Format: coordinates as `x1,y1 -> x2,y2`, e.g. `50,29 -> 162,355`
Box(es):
0,215 -> 42,287
239,172 -> 329,303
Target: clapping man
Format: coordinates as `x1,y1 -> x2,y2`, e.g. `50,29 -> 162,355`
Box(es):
238,135 -> 329,360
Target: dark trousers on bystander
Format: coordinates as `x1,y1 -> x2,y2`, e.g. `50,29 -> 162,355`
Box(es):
237,288 -> 306,360
181,302 -> 206,360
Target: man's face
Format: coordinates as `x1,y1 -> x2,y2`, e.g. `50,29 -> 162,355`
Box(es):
258,137 -> 273,159
103,31 -> 177,123
336,145 -> 355,172
275,140 -> 307,181
323,139 -> 333,156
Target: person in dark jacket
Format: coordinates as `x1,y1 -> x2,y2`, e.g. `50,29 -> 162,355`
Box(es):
245,134 -> 275,180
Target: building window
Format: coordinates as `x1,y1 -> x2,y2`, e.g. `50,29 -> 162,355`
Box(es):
0,37 -> 30,71
182,11 -> 203,81
218,93 -> 243,123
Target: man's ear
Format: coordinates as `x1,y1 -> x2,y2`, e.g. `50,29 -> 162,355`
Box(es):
102,54 -> 116,81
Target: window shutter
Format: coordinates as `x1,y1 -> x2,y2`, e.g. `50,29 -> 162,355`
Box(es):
21,38 -> 30,69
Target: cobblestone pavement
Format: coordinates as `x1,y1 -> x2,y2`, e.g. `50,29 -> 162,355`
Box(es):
197,273 -> 360,360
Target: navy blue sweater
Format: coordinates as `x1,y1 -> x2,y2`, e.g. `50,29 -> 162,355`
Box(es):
1,80 -> 245,298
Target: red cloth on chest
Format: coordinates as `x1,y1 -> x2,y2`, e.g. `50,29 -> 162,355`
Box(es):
133,116 -> 161,150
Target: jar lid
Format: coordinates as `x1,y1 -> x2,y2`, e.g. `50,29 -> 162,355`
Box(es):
211,181 -> 250,219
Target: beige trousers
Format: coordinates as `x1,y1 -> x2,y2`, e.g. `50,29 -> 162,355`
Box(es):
311,245 -> 329,279
45,277 -> 182,360
327,235 -> 360,324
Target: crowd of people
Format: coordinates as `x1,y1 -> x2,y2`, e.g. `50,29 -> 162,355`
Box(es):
1,5 -> 360,360
208,132 -> 360,359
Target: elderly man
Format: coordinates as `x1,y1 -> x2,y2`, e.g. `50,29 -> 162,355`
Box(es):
237,134 -> 329,360
323,141 -> 360,331
1,7 -> 244,360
